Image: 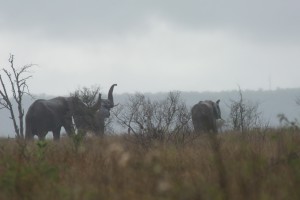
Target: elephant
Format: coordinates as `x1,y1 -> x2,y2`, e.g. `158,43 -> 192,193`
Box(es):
74,84 -> 117,136
25,94 -> 102,140
93,84 -> 117,136
191,99 -> 221,133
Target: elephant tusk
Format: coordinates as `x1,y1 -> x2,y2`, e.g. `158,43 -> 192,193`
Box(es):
113,103 -> 119,107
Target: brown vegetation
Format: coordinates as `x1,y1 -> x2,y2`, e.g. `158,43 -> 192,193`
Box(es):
1,129 -> 300,200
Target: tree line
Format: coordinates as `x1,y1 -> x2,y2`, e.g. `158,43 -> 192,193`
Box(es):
0,55 -> 299,140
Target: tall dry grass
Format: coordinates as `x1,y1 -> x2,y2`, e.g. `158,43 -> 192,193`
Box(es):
1,129 -> 300,200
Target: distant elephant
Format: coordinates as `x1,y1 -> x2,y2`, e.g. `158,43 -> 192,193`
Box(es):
70,84 -> 117,136
25,94 -> 101,140
191,100 -> 221,133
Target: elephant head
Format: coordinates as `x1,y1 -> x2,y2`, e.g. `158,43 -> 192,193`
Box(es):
71,93 -> 102,133
94,84 -> 117,136
191,99 -> 221,133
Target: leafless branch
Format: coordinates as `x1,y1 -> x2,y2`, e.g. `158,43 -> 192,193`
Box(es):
0,54 -> 35,139
115,92 -> 192,147
228,86 -> 264,132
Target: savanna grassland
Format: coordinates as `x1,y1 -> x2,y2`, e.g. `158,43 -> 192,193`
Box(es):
1,130 -> 300,200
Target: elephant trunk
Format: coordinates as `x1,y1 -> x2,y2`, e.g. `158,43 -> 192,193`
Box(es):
107,84 -> 117,108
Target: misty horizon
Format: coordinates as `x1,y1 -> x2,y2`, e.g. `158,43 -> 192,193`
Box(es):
1,88 -> 300,137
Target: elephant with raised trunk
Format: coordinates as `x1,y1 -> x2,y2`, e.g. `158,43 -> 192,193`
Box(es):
93,84 -> 117,136
191,100 -> 221,133
25,94 -> 102,140
74,84 -> 117,136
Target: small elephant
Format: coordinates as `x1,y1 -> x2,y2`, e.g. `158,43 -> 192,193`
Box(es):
191,99 -> 221,133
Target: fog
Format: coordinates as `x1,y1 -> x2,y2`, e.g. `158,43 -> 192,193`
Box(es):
0,0 -> 299,95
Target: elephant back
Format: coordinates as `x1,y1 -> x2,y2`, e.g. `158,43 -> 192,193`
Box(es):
25,97 -> 72,139
191,100 -> 221,133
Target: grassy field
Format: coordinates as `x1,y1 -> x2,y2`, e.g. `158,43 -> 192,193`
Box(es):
1,130 -> 300,200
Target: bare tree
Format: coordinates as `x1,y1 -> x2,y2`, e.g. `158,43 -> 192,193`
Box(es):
277,113 -> 299,130
114,91 -> 192,144
0,55 -> 34,139
72,85 -> 100,107
228,87 -> 263,132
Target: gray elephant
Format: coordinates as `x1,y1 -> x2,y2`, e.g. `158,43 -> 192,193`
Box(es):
93,84 -> 117,136
70,84 -> 117,136
191,100 -> 221,133
25,94 -> 101,140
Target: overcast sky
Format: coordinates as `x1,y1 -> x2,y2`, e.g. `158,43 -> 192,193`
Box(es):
0,0 -> 299,95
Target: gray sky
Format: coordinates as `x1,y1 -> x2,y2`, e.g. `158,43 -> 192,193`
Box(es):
0,0 -> 299,95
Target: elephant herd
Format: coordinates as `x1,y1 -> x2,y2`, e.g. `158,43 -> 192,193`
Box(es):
25,84 -> 222,140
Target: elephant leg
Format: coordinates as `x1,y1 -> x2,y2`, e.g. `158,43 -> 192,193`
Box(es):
195,127 -> 201,133
202,125 -> 210,133
192,120 -> 201,133
25,127 -> 38,140
99,126 -> 105,136
94,118 -> 105,136
212,125 -> 218,133
53,128 -> 61,141
95,127 -> 104,136
64,123 -> 75,137
98,122 -> 105,136
25,132 -> 34,140
38,132 -> 46,141
63,116 -> 75,137
211,120 -> 218,133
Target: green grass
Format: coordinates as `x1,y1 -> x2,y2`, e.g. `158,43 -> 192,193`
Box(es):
1,130 -> 300,200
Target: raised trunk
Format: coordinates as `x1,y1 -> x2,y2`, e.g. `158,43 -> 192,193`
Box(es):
107,84 -> 117,108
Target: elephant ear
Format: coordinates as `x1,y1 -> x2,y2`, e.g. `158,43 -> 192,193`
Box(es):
91,93 -> 102,111
66,97 -> 75,114
68,96 -> 86,116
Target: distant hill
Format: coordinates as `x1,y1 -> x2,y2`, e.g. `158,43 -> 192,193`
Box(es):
1,88 -> 300,137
